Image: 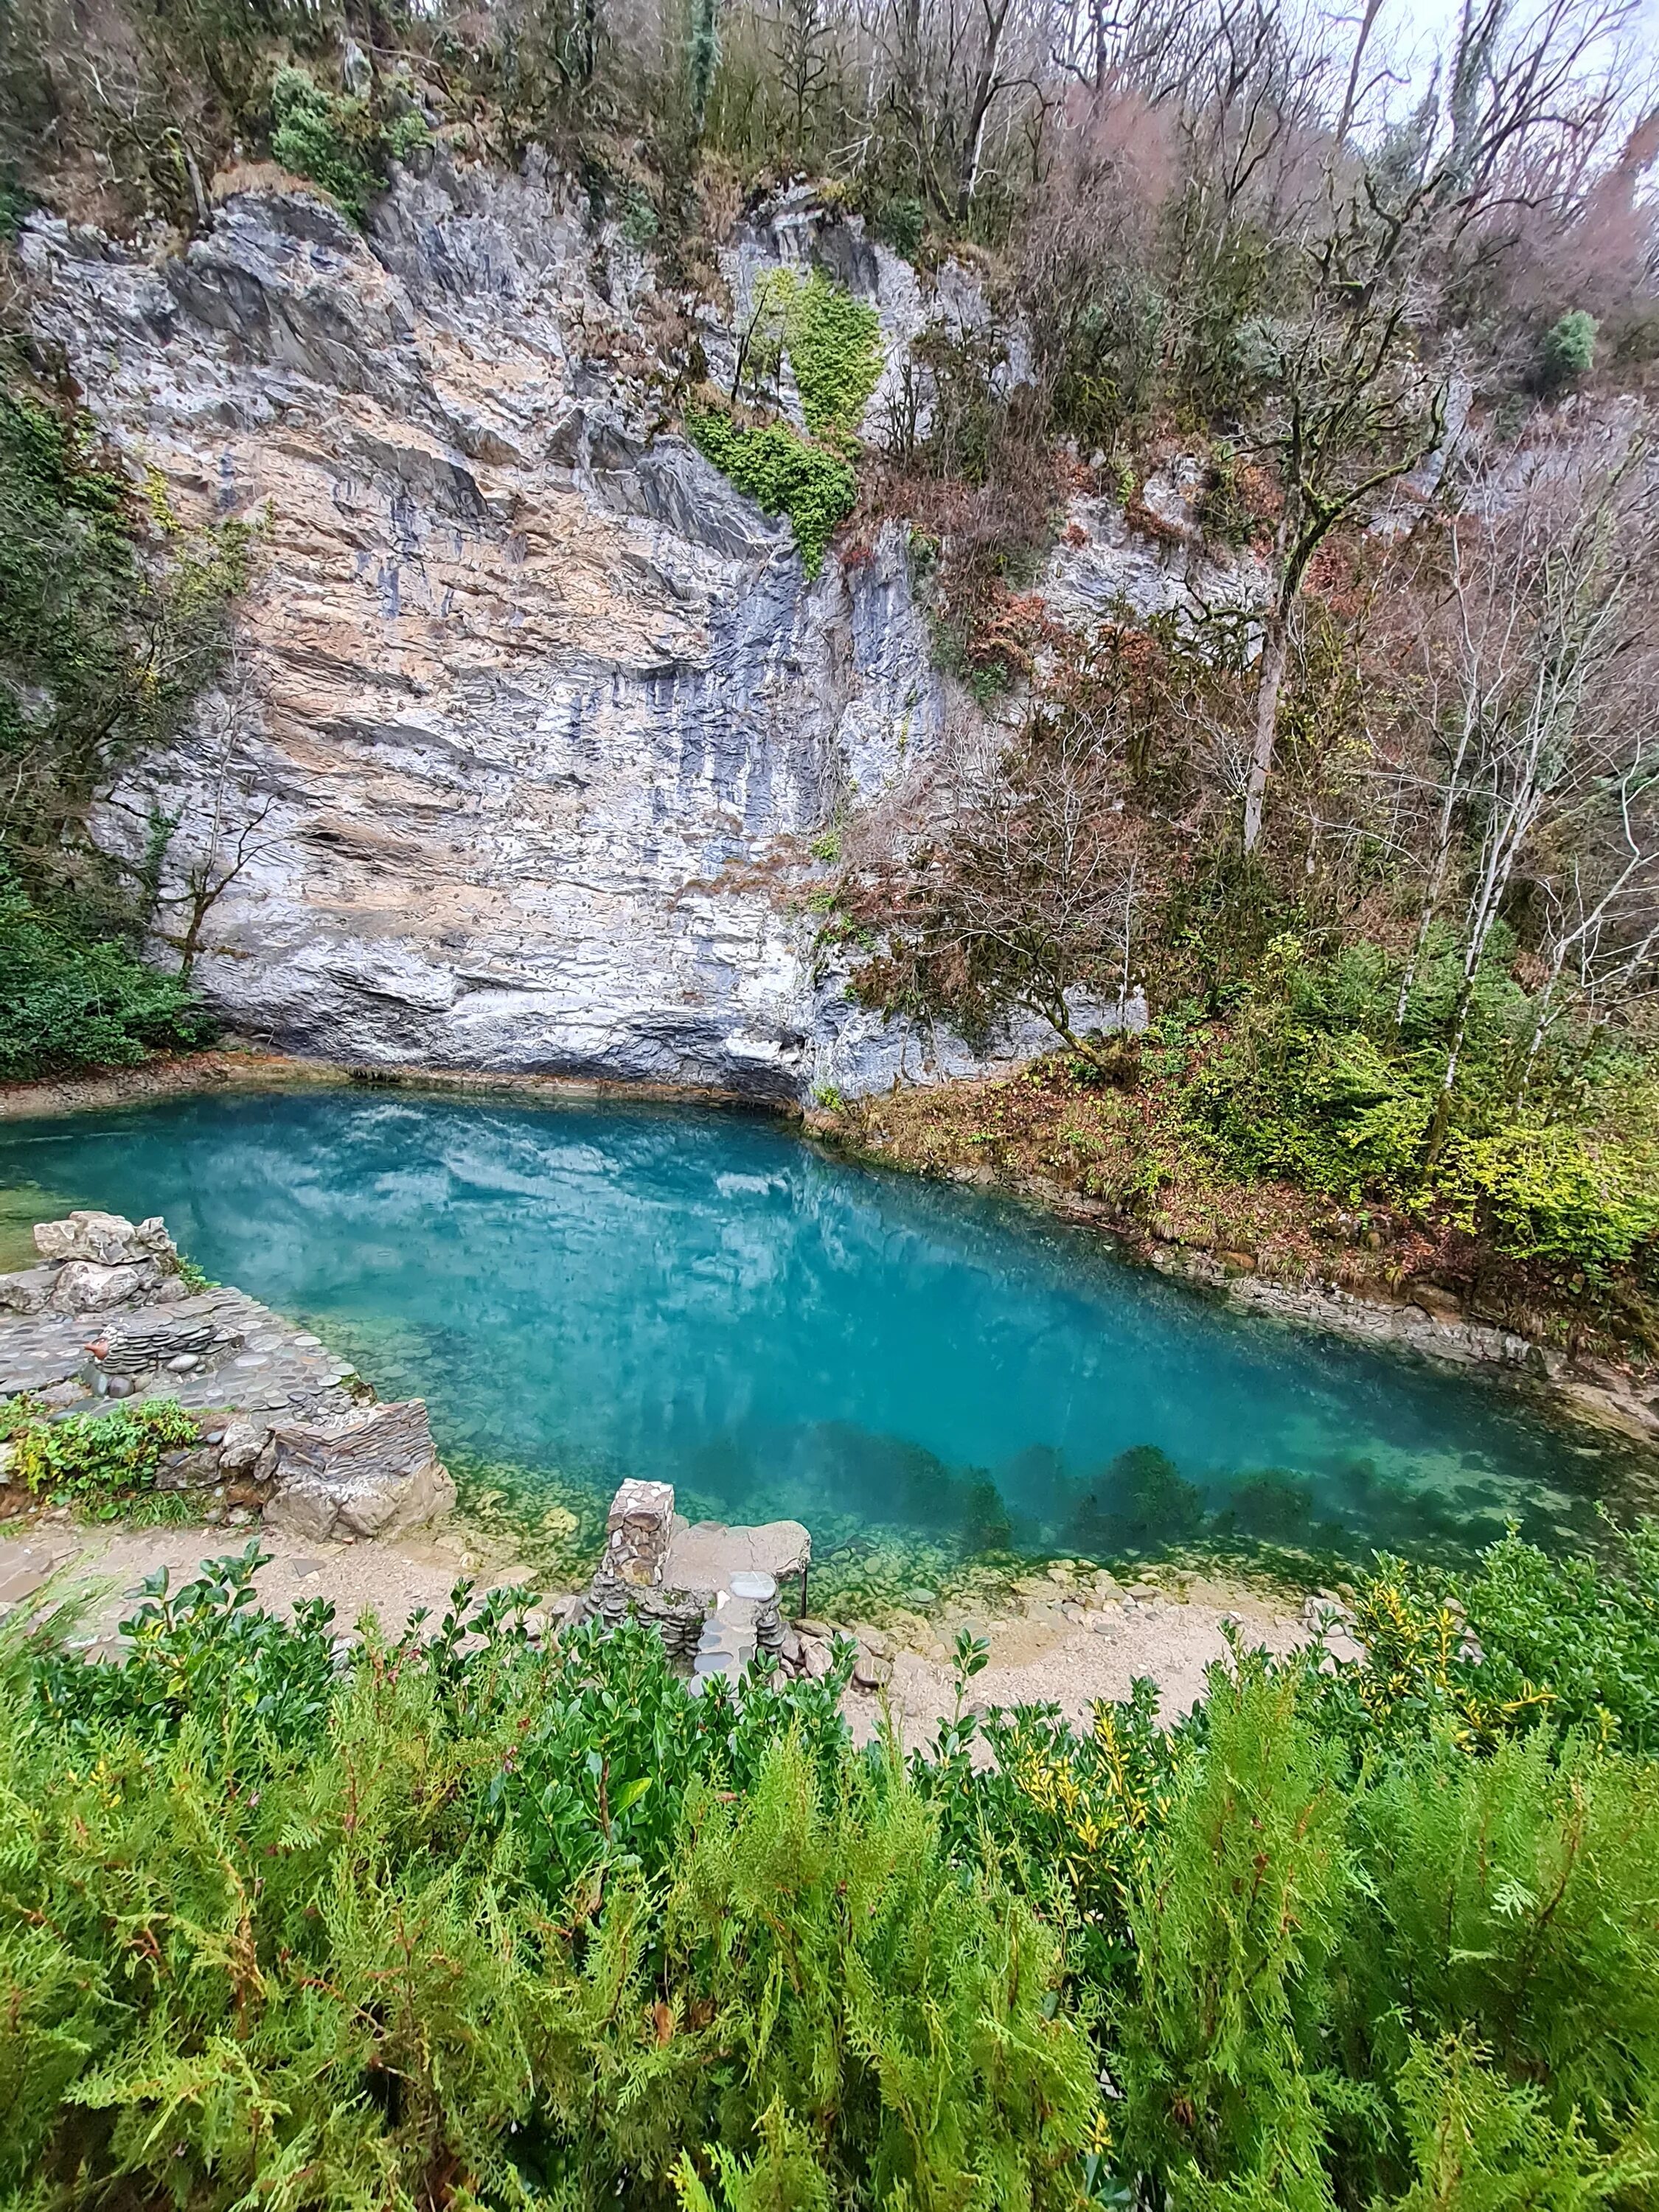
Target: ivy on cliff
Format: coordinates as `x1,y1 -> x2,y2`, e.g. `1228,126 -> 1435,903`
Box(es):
686,270 -> 878,574
685,406 -> 858,574
759,267 -> 883,442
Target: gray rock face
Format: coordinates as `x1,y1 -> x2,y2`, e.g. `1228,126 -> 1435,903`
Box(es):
21,165 -> 1169,1100
264,1397 -> 456,1540
18,168 -> 946,1098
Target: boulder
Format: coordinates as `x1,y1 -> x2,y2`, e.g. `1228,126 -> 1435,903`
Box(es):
0,1267 -> 60,1316
34,1211 -> 176,1267
264,1397 -> 455,1541
217,1416 -> 276,1478
49,1259 -> 164,1312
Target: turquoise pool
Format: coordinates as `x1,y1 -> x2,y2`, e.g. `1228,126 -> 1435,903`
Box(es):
0,1089 -> 1646,1563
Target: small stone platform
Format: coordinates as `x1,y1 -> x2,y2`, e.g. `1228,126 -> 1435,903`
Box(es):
0,1210 -> 453,1540
574,1477 -> 813,1683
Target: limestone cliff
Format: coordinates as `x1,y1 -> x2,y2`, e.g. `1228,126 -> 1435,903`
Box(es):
19,159 -> 1202,1096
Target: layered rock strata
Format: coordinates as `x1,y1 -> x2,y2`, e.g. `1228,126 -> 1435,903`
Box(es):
20,164 -> 1200,1097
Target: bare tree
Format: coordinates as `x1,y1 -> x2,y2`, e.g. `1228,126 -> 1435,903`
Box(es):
143,651 -> 282,980
1238,261 -> 1447,852
844,703 -> 1147,1062
1415,430 -> 1652,1158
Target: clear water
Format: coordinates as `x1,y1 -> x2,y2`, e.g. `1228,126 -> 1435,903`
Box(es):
1,1090 -> 1649,1565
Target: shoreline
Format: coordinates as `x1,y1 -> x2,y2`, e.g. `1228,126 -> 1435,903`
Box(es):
0,1048 -> 802,1124
4,1048 -> 1655,1454
799,1123 -> 1659,1456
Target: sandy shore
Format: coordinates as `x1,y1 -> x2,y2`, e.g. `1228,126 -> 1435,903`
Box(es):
0,1511 -> 1312,1739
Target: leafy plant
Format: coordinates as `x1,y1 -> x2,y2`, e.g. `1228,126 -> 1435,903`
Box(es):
268,66 -> 378,222
685,407 -> 857,573
5,1396 -> 199,1514
0,869 -> 215,1077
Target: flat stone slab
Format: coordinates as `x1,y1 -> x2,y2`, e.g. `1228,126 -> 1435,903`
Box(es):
663,1517 -> 811,1601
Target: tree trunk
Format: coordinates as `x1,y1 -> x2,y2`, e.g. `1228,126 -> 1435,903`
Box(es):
1242,609 -> 1289,852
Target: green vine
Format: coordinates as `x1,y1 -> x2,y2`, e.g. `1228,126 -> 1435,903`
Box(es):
685,406 -> 858,574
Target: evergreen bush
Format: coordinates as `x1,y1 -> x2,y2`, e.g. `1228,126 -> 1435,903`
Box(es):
5,1525 -> 1659,2206
1540,310 -> 1598,390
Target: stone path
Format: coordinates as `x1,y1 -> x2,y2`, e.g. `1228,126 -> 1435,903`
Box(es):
1,1281 -> 361,1422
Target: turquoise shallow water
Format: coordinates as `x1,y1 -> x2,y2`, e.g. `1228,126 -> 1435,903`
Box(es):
0,1090 -> 1649,1563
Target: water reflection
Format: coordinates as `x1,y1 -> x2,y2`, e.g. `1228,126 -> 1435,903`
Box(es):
0,1089 -> 1649,1565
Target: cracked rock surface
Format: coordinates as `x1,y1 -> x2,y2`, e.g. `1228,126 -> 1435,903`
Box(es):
21,164 -> 1191,1099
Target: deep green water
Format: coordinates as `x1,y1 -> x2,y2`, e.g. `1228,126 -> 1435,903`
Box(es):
1,1090 -> 1649,1565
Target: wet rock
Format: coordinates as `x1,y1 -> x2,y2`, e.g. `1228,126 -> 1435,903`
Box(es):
265,1397 -> 455,1541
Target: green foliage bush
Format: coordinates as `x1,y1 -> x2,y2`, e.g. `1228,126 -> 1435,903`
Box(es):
5,1524 -> 1659,2210
873,195 -> 925,261
686,406 -> 858,574
3,1395 -> 198,1513
1170,933 -> 1659,1279
774,271 -> 883,441
1,1553 -> 1102,2208
268,66 -> 380,221
1438,1121 -> 1659,1272
1540,310 -> 1598,390
0,870 -> 214,1078
0,362 -> 241,1079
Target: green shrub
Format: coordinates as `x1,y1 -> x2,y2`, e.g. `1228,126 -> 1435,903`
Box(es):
1341,1730 -> 1659,2146
4,1397 -> 199,1514
873,195 -> 925,261
0,1554 -> 1100,2208
1540,310 -> 1598,390
7,1526 -> 1659,2208
1110,1660 -> 1347,2208
1437,1119 -> 1659,1273
269,66 -> 379,222
0,872 -> 215,1078
685,406 -> 858,574
0,376 -> 245,1051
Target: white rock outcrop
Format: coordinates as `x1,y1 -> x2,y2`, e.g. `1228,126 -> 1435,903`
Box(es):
20,164 -> 1182,1098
